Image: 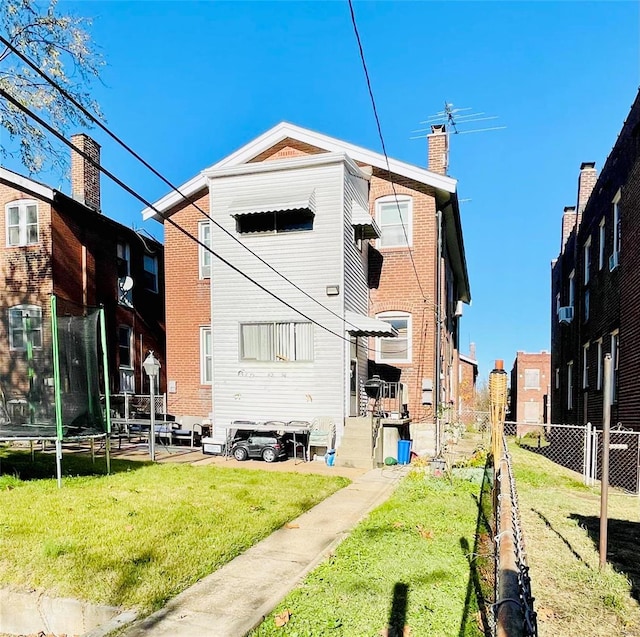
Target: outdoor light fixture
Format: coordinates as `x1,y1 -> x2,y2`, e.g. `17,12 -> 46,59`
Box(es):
326,285 -> 340,296
143,351 -> 161,461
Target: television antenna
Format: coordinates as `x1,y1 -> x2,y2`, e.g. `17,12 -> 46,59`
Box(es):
410,101 -> 506,138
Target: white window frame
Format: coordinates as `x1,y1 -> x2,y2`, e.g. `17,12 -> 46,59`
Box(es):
6,200 -> 39,247
143,254 -> 159,293
8,305 -> 42,351
375,195 -> 412,249
584,237 -> 591,285
375,311 -> 412,364
555,367 -> 560,390
117,242 -> 133,306
598,217 -> 605,270
582,342 -> 590,389
611,329 -> 619,403
200,326 -> 212,384
198,221 -> 212,279
612,190 -> 621,258
568,270 -> 575,308
239,322 -> 314,363
596,338 -> 603,390
567,360 -> 574,410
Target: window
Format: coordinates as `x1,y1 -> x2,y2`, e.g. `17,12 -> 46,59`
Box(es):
555,368 -> 560,390
8,305 -> 42,351
584,237 -> 591,284
6,200 -> 39,247
567,361 -> 574,410
235,209 -> 314,235
524,402 -> 540,424
118,326 -> 132,368
596,339 -> 603,390
375,196 -> 412,248
200,326 -> 212,383
612,191 -> 621,259
117,242 -> 132,306
143,254 -> 158,293
582,342 -> 590,389
524,369 -> 540,389
118,325 -> 133,393
584,289 -> 590,322
240,322 -> 313,362
376,312 -> 411,363
198,221 -> 212,279
568,270 -> 575,308
611,330 -> 619,403
599,218 -> 605,270
555,293 -> 560,315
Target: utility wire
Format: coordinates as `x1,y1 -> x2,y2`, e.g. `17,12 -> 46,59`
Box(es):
346,0 -> 430,305
0,87 -> 371,349
0,34 -> 370,336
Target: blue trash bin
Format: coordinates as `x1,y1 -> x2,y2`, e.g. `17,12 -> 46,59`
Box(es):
326,449 -> 336,466
397,440 -> 411,465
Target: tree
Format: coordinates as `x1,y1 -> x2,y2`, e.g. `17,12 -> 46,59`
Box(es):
0,0 -> 103,173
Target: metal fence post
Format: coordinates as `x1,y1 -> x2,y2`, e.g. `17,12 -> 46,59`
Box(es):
599,354 -> 612,570
584,422 -> 592,486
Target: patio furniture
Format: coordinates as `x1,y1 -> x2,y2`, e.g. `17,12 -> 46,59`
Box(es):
308,417 -> 335,461
172,416 -> 203,448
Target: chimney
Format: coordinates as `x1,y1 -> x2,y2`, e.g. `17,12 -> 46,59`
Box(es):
561,206 -> 577,253
576,161 -> 597,227
427,124 -> 449,175
70,133 -> 101,212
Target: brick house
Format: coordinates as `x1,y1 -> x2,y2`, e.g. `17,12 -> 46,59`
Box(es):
509,351 -> 550,433
551,90 -> 640,428
144,122 -> 470,446
0,134 -> 166,410
458,343 -> 479,425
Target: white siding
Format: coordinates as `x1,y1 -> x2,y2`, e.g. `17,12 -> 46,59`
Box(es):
209,160 -> 352,438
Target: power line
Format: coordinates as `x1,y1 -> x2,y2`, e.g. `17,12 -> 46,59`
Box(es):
346,0 -> 430,305
0,34 -> 370,336
0,86 -> 373,350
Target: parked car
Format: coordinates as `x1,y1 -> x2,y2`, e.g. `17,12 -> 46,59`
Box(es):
230,433 -> 287,463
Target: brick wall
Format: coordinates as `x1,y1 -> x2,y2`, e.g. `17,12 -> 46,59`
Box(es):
163,190 -> 212,417
510,351 -> 550,433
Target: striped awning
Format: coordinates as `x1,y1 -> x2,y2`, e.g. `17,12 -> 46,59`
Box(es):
345,310 -> 397,337
229,191 -> 315,216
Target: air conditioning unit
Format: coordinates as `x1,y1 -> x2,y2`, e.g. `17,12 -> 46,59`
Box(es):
558,306 -> 574,324
609,251 -> 620,272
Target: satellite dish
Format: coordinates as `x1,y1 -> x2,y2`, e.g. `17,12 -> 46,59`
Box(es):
121,276 -> 134,292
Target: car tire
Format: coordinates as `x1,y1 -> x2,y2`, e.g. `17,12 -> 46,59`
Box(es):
262,447 -> 277,463
233,447 -> 248,461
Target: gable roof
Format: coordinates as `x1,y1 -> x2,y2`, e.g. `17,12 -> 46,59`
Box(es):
141,121 -> 470,303
0,166 -> 54,201
142,121 -> 457,221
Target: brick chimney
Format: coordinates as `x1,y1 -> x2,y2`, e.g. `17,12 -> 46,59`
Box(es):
576,161 -> 597,227
70,133 -> 101,212
427,124 -> 449,175
561,205 -> 577,253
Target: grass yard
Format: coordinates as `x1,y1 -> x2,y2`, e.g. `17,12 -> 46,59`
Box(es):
0,448 -> 348,613
510,441 -> 640,637
250,468 -> 486,637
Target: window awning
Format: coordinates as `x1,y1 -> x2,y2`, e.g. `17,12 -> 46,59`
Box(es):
229,191 -> 316,216
351,201 -> 380,239
345,310 -> 398,337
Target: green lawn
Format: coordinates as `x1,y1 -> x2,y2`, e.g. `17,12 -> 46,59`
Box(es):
0,448 -> 348,613
510,441 -> 640,637
251,469 -> 486,637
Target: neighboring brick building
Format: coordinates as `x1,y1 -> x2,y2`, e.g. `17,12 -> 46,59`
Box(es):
509,351 -> 550,432
0,134 -> 166,406
551,89 -> 640,428
458,343 -> 479,425
144,122 -> 471,429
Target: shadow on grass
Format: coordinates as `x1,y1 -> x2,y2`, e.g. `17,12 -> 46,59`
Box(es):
571,514 -> 640,602
458,462 -> 493,637
386,581 -> 409,637
533,509 -> 588,566
0,447 -> 146,482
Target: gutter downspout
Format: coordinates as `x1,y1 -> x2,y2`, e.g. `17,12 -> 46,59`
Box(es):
435,209 -> 442,456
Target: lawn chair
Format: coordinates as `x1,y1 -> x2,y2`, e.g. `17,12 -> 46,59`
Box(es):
287,420 -> 311,463
308,417 -> 335,461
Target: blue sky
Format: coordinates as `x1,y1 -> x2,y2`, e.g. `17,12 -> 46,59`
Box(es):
5,1 -> 640,379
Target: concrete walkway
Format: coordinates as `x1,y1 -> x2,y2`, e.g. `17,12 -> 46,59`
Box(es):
117,465 -> 408,637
